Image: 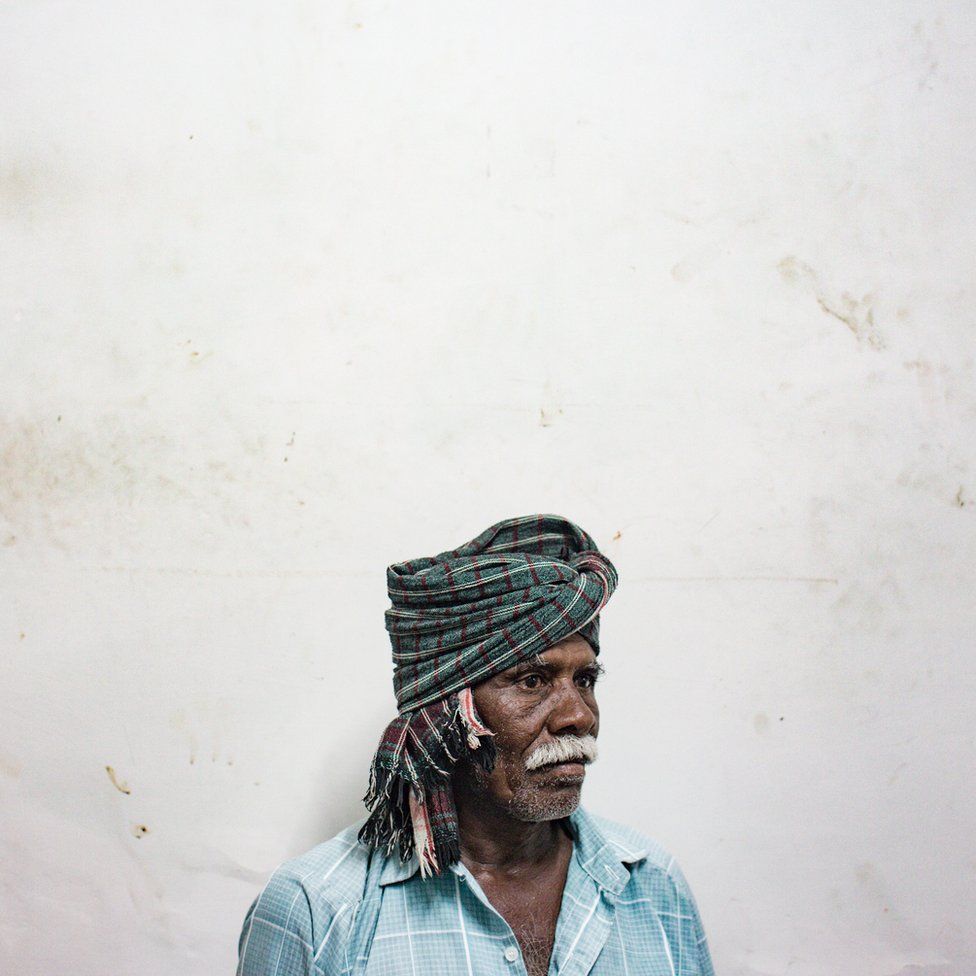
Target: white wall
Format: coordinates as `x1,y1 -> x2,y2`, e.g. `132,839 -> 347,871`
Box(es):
2,2 -> 974,974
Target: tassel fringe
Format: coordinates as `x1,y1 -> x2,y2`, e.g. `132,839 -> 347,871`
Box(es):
359,689 -> 495,876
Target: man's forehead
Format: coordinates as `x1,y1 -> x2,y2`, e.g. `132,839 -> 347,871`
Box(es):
503,634 -> 597,673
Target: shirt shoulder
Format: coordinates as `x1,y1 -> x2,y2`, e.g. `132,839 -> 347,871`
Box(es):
581,809 -> 701,903
581,809 -> 715,976
237,822 -> 375,976
581,809 -> 675,873
274,821 -> 374,914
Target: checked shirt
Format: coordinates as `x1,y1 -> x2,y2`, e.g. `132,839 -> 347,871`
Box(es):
236,807 -> 715,976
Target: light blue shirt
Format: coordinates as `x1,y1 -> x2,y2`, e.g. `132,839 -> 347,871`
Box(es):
236,807 -> 715,976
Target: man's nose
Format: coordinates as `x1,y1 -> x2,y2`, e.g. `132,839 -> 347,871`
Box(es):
547,681 -> 597,737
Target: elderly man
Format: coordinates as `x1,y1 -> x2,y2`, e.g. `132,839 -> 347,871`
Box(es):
237,515 -> 714,976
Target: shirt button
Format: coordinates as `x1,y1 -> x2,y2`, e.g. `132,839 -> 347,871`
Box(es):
504,946 -> 519,963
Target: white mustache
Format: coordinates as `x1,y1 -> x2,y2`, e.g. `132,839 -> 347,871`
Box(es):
524,734 -> 598,771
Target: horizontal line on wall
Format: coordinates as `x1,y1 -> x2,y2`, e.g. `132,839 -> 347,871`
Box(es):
94,566 -> 374,578
628,575 -> 838,584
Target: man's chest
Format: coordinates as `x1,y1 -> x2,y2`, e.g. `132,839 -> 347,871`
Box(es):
481,878 -> 564,976
357,868 -> 689,976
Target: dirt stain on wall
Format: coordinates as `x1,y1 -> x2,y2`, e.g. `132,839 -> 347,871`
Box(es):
105,765 -> 131,795
0,750 -> 23,778
778,256 -> 885,349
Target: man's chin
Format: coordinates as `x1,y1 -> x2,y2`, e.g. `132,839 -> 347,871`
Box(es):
507,783 -> 583,822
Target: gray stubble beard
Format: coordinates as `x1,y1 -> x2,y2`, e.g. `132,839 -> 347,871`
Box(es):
458,749 -> 586,823
505,778 -> 583,822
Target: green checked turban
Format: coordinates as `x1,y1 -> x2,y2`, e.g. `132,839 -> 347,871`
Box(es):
360,514 -> 619,875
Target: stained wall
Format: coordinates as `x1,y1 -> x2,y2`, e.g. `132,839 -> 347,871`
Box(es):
2,3 -> 974,974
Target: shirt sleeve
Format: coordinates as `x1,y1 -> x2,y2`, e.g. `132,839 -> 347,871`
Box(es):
668,859 -> 715,976
236,871 -> 317,976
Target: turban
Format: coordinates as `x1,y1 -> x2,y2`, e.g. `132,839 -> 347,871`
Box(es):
359,514 -> 618,876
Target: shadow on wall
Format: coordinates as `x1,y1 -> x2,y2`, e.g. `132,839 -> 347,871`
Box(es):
288,701 -> 394,855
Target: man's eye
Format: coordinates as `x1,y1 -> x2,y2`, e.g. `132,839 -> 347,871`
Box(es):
576,673 -> 597,689
520,674 -> 543,690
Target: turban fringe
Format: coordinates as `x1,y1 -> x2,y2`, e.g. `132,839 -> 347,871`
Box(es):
359,515 -> 618,875
359,689 -> 496,877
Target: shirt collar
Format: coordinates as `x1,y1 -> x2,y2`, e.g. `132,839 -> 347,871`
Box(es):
377,806 -> 646,893
568,806 -> 647,897
378,853 -> 479,887
378,851 -> 420,886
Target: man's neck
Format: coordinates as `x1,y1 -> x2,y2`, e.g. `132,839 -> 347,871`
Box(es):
454,791 -> 573,876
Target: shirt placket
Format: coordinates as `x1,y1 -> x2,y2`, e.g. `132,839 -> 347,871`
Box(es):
451,852 -> 620,976
451,864 -> 529,975
547,850 -> 618,976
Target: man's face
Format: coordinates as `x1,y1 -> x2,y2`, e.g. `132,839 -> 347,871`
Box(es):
458,634 -> 601,822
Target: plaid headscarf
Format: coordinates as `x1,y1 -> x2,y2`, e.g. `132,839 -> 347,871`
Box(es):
359,514 -> 619,876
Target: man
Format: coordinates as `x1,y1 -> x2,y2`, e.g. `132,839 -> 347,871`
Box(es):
237,515 -> 714,975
